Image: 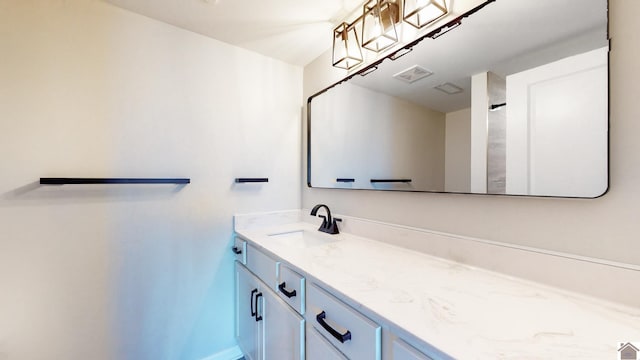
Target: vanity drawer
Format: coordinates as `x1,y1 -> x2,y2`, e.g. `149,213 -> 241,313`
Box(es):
246,243 -> 277,289
306,326 -> 348,360
277,263 -> 305,315
232,237 -> 246,265
307,283 -> 381,360
392,338 -> 433,360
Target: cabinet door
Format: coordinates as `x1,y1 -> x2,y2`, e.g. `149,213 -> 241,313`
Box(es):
263,286 -> 304,360
306,326 -> 347,360
392,338 -> 433,360
236,262 -> 264,360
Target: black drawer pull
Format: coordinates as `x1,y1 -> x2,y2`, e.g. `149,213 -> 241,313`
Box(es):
232,246 -> 242,254
316,311 -> 351,343
278,282 -> 297,298
250,289 -> 258,316
255,293 -> 263,322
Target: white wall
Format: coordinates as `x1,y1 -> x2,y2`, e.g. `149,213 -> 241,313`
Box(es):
444,108 -> 471,192
0,1 -> 301,359
302,0 -> 640,267
311,83 -> 445,191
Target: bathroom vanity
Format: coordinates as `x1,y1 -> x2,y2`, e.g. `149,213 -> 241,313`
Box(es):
233,210 -> 640,360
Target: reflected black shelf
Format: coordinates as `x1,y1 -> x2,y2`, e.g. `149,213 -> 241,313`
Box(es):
370,179 -> 412,183
336,178 -> 355,183
40,178 -> 190,185
235,178 -> 269,183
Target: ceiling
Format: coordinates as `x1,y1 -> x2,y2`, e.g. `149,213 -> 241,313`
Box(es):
103,0 -> 364,66
102,0 -> 608,89
348,0 -> 609,113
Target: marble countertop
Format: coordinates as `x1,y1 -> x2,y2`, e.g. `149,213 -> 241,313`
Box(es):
236,221 -> 640,359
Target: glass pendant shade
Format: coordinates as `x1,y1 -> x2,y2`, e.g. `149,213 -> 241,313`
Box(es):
332,22 -> 364,70
361,0 -> 399,53
403,0 -> 447,29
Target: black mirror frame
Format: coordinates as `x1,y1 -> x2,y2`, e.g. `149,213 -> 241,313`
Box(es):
306,0 -> 610,199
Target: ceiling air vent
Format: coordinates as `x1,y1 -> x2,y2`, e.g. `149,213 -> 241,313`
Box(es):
392,65 -> 433,84
434,82 -> 464,95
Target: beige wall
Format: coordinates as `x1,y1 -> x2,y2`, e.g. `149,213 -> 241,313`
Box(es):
0,1 -> 301,359
303,1 -> 640,267
445,108 -> 471,193
311,83 -> 445,191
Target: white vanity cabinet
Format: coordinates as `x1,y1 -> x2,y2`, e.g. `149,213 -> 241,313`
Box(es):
277,263 -> 305,314
391,338 -> 434,360
235,248 -> 304,360
236,263 -> 262,360
232,237 -> 247,265
264,287 -> 305,360
306,283 -> 381,360
235,235 -> 438,360
306,326 -> 347,360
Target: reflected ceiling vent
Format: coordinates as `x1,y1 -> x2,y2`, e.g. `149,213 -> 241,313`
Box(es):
434,82 -> 463,94
392,65 -> 433,83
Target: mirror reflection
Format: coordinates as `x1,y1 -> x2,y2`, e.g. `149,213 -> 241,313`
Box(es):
309,0 -> 609,197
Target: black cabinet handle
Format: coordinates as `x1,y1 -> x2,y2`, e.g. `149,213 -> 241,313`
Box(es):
250,289 -> 258,316
255,293 -> 263,322
278,282 -> 297,298
232,246 -> 242,255
316,311 -> 351,343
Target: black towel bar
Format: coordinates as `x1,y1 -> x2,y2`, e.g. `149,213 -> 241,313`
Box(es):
235,178 -> 269,183
40,178 -> 190,185
370,179 -> 412,183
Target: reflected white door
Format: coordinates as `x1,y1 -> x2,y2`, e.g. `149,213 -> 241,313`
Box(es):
505,47 -> 608,197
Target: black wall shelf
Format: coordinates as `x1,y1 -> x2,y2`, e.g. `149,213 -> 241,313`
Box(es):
235,178 -> 269,183
40,178 -> 190,185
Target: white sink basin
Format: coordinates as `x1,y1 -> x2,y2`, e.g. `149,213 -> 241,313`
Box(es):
267,229 -> 338,248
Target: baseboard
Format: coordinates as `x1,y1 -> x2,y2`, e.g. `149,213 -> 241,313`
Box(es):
200,345 -> 243,360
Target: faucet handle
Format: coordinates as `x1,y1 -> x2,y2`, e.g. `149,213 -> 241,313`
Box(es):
318,215 -> 328,227
326,217 -> 342,235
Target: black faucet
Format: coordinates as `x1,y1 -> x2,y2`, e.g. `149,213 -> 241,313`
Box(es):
310,204 -> 342,235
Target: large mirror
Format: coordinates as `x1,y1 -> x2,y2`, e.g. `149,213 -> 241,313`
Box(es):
308,0 -> 609,197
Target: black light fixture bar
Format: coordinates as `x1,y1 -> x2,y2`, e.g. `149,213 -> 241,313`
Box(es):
40,178 -> 190,185
235,178 -> 269,183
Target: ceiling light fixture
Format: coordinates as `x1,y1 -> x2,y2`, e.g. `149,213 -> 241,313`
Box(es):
403,0 -> 447,29
362,0 -> 400,52
332,22 -> 364,70
332,0 -> 449,70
